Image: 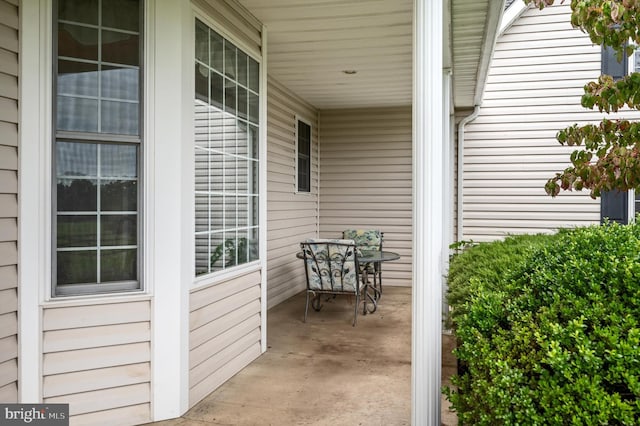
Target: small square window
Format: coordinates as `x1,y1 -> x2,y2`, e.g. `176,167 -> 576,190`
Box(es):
601,44 -> 628,80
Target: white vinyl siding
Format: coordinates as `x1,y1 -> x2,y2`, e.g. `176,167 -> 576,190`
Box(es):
266,77 -> 319,307
188,4 -> 265,408
453,109 -> 474,242
189,269 -> 262,406
319,107 -> 412,287
0,0 -> 18,403
42,300 -> 152,425
463,4 -> 602,242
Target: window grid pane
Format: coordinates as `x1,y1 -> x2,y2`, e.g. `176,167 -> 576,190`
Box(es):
55,142 -> 139,287
194,18 -> 260,277
54,0 -> 142,295
56,0 -> 141,136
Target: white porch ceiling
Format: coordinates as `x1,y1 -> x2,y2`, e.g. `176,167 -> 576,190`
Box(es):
238,0 -> 413,110
237,0 -> 502,111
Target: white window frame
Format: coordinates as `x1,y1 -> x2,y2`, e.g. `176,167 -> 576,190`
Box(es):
624,49 -> 639,222
295,114 -> 313,195
52,0 -> 145,297
627,189 -> 636,223
21,0 -> 150,304
191,7 -> 265,287
632,49 -> 640,73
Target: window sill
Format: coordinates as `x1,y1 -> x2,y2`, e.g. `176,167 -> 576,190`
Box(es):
42,290 -> 151,308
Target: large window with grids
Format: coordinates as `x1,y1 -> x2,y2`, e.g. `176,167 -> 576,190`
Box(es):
194,19 -> 260,276
53,0 -> 142,296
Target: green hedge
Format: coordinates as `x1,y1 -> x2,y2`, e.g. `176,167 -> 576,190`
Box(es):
445,224 -> 640,425
446,234 -> 559,324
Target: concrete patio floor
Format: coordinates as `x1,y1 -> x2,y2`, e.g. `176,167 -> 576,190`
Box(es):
149,287 -> 457,425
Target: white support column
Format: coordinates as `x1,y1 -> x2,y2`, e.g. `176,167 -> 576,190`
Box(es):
150,0 -> 191,419
412,0 -> 444,424
19,0 -> 51,403
260,26 -> 269,353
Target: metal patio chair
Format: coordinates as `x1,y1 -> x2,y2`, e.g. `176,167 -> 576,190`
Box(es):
342,229 -> 384,295
300,239 -> 363,326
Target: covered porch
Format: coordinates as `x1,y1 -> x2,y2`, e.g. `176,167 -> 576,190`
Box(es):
11,0 -> 503,424
242,0 -> 502,423
153,287 -> 458,425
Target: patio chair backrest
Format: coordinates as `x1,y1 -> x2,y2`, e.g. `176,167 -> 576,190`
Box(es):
342,229 -> 383,253
300,239 -> 360,292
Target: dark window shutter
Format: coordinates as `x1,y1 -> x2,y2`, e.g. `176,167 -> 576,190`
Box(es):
600,190 -> 629,224
601,45 -> 628,80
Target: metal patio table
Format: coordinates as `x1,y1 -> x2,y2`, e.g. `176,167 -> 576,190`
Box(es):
296,249 -> 400,314
358,250 -> 400,314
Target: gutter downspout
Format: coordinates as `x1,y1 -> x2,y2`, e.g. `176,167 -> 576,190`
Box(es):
456,106 -> 480,242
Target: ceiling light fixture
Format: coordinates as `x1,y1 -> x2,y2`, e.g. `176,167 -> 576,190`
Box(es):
342,70 -> 357,75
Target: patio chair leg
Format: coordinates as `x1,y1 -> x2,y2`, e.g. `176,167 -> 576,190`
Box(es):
373,272 -> 378,300
304,291 -> 310,323
362,282 -> 368,315
312,294 -> 322,311
353,292 -> 359,326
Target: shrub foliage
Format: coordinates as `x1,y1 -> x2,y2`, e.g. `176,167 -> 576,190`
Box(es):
445,225 -> 640,425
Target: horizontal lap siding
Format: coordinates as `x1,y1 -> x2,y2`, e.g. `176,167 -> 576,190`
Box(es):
462,4 -> 640,242
319,107 -> 412,287
42,301 -> 152,425
189,270 -> 262,407
454,109 -> 475,242
189,17 -> 269,408
0,0 -> 18,403
266,77 -> 319,307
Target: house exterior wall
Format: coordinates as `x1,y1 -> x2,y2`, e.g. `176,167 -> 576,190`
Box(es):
453,108 -> 474,242
18,0 -> 266,422
188,1 -> 264,407
462,3 -> 627,242
318,107 -> 412,287
42,301 -> 152,424
189,269 -> 262,406
266,77 -> 319,308
0,0 -> 18,404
